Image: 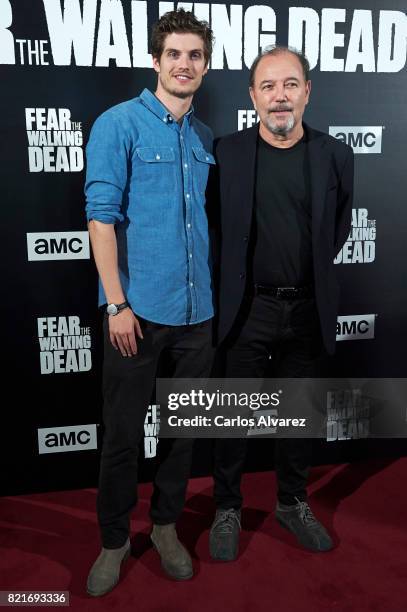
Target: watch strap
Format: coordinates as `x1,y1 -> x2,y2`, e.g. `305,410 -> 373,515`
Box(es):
107,301 -> 130,315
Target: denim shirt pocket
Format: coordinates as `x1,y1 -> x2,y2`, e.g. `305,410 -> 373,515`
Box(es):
192,146 -> 216,197
134,146 -> 176,193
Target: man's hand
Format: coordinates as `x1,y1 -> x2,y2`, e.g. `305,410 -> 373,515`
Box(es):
108,308 -> 144,357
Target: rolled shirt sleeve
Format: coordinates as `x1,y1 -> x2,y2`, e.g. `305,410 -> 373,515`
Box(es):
85,111 -> 130,224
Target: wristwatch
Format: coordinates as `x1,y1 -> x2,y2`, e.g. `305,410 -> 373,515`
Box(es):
106,301 -> 130,316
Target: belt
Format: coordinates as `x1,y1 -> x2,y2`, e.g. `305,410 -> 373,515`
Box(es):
253,284 -> 314,299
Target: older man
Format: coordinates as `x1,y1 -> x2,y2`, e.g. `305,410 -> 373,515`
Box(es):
210,46 -> 354,561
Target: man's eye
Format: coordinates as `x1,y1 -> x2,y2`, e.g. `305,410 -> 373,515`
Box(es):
286,82 -> 297,88
191,52 -> 202,59
169,51 -> 178,58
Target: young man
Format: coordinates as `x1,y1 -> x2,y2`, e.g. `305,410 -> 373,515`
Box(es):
85,9 -> 215,595
210,47 -> 354,561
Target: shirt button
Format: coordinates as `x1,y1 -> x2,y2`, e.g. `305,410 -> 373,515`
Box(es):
163,117 -> 167,123
206,156 -> 209,161
187,223 -> 191,228
184,163 -> 188,169
189,253 -> 193,258
190,282 -> 194,287
186,193 -> 190,199
156,154 -> 161,160
240,273 -> 245,279
180,135 -> 183,140
243,235 -> 248,242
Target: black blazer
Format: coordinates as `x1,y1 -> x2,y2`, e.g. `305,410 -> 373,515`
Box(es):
210,123 -> 354,355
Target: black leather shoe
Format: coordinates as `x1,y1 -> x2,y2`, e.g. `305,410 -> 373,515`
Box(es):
209,508 -> 241,561
275,498 -> 333,552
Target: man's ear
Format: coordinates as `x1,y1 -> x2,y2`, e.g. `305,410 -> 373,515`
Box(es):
152,55 -> 160,74
249,87 -> 257,112
305,79 -> 311,105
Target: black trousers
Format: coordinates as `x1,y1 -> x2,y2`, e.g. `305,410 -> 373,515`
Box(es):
213,293 -> 323,508
98,316 -> 213,549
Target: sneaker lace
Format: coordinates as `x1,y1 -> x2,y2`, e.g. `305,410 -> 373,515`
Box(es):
295,499 -> 318,526
213,509 -> 241,534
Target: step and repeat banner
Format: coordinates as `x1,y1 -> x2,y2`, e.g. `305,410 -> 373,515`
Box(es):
1,0 -> 406,494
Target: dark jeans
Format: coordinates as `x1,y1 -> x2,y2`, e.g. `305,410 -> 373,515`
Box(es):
98,316 -> 213,548
213,293 -> 323,509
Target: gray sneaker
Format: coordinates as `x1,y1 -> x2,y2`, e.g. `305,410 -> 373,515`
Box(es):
275,498 -> 333,552
209,508 -> 241,561
86,538 -> 131,597
150,523 -> 193,580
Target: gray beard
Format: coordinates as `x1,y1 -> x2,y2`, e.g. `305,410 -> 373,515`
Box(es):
265,113 -> 295,136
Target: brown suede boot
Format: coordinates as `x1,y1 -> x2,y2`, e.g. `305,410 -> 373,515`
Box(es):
151,524 -> 193,580
86,538 -> 131,597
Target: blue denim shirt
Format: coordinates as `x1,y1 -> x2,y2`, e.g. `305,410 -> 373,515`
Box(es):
85,89 -> 215,325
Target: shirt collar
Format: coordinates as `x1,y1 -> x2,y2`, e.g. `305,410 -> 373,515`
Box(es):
140,88 -> 194,125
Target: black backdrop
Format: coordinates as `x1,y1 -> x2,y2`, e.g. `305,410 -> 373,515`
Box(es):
1,0 -> 407,495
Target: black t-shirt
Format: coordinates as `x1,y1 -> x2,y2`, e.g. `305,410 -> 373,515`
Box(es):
252,133 -> 313,287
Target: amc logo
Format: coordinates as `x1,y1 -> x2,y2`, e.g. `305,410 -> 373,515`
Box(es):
329,126 -> 382,154
38,424 -> 97,454
27,231 -> 90,261
336,314 -> 376,342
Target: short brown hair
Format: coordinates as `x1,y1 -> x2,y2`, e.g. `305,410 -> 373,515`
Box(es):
250,46 -> 310,87
151,9 -> 214,66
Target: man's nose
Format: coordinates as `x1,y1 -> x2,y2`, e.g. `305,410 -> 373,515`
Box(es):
177,54 -> 192,71
274,84 -> 288,101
